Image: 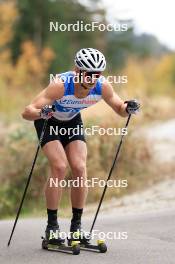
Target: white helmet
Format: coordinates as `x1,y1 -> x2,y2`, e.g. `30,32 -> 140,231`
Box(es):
75,48 -> 106,72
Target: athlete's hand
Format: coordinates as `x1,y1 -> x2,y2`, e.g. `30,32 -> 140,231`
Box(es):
40,105 -> 55,119
124,99 -> 140,115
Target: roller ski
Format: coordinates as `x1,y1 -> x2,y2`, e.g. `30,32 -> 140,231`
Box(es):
67,221 -> 107,253
42,225 -> 80,255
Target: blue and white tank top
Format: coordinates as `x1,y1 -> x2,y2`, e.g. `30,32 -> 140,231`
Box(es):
52,71 -> 104,121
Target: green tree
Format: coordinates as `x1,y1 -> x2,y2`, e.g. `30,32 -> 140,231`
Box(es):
10,0 -> 106,72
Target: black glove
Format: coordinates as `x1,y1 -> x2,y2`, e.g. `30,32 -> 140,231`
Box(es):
40,105 -> 55,119
124,99 -> 140,115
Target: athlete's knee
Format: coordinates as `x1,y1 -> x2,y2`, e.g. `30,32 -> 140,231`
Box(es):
71,161 -> 86,177
51,162 -> 67,179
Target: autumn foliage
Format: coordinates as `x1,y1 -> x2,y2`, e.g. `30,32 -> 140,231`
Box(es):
0,1 -> 55,88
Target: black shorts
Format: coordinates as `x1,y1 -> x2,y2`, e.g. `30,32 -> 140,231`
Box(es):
34,113 -> 86,148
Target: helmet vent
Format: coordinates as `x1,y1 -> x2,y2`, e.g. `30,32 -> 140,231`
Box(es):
98,60 -> 103,68
87,59 -> 95,67
91,53 -> 95,61
81,60 -> 89,68
76,60 -> 83,67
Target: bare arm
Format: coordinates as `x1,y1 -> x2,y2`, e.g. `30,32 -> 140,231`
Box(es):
102,81 -> 128,117
22,79 -> 64,121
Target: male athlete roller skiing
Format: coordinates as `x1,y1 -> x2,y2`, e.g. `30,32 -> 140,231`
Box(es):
22,48 -> 140,246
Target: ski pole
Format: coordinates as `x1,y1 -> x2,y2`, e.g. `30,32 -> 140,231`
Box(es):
7,119 -> 48,247
89,114 -> 131,234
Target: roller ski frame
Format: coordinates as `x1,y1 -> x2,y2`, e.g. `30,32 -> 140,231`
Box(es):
79,239 -> 107,253
67,230 -> 107,253
41,236 -> 80,255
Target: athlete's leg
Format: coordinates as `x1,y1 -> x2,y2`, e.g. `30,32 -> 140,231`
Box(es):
65,140 -> 88,209
34,119 -> 68,236
43,140 -> 68,210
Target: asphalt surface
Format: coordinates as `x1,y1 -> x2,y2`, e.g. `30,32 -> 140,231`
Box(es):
0,209 -> 175,264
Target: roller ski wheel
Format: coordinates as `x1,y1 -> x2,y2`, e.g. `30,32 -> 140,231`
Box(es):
97,240 -> 107,253
71,240 -> 81,255
42,238 -> 48,250
67,230 -> 83,255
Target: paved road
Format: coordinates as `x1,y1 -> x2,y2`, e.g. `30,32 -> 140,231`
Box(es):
0,209 -> 175,264
139,118 -> 175,162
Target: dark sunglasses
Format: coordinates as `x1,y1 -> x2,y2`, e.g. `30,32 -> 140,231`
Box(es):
84,71 -> 102,78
